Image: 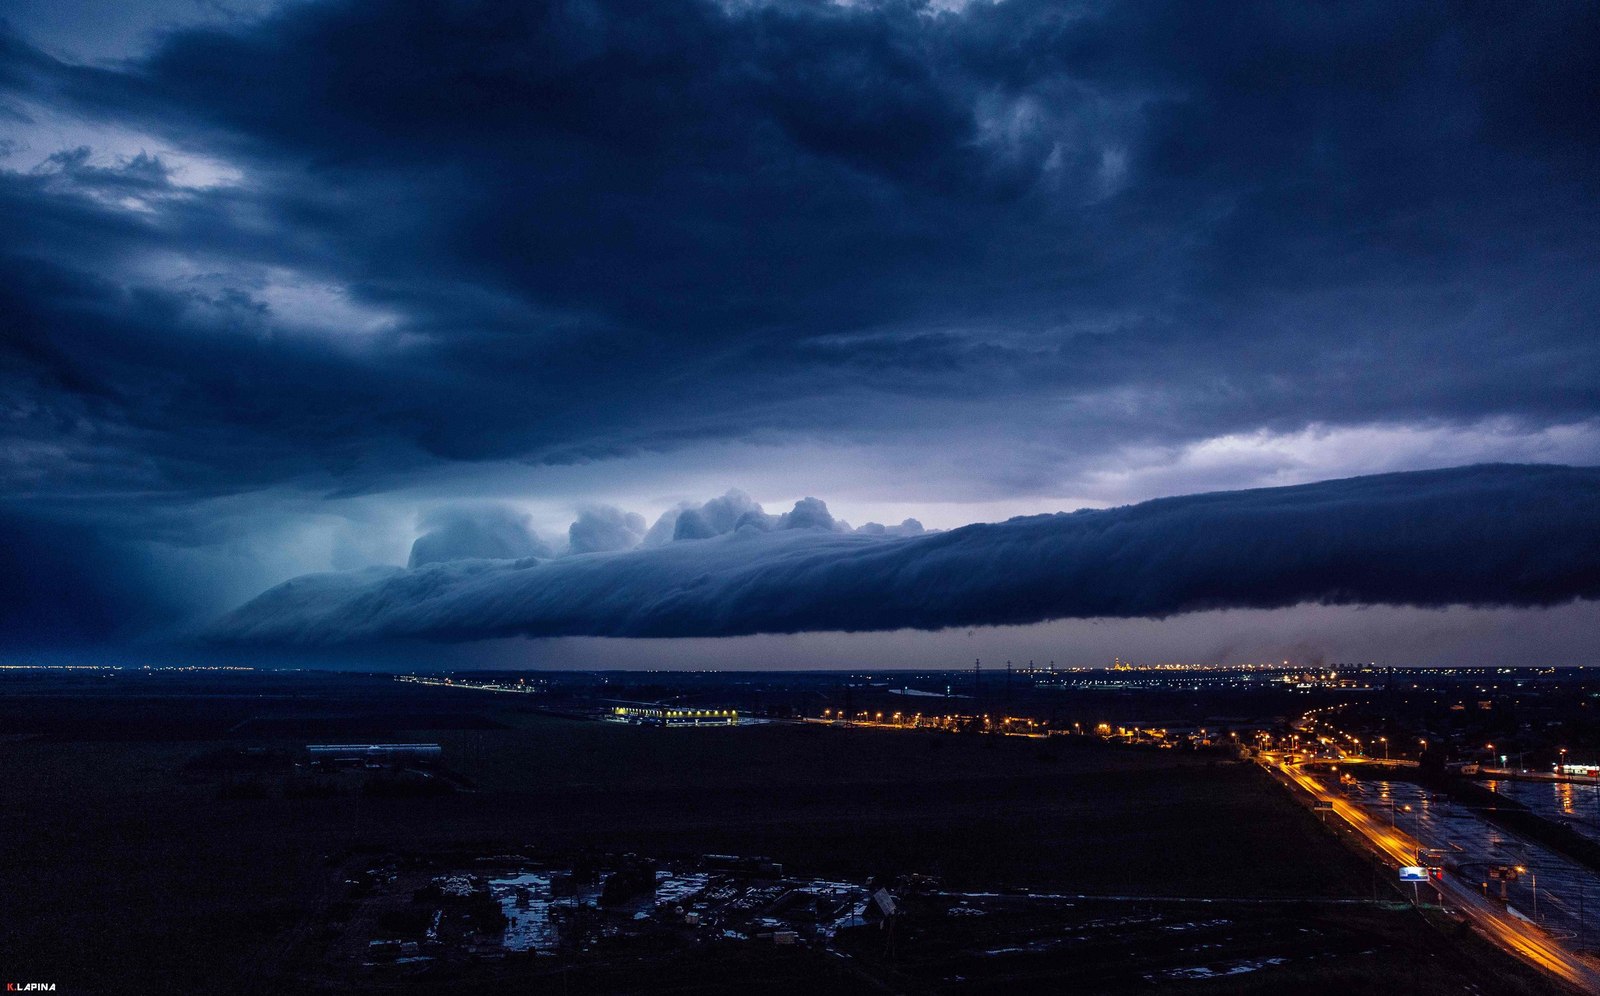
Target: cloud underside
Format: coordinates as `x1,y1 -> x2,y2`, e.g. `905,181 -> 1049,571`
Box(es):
4,0 -> 1600,508
208,464 -> 1600,646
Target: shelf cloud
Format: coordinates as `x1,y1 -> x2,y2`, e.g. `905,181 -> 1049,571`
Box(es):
208,464 -> 1600,646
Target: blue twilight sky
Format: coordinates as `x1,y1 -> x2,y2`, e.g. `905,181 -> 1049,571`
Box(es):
1,0 -> 1598,667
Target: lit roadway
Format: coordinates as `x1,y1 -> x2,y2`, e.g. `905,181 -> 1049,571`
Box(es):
1267,754 -> 1600,993
1361,779 -> 1600,949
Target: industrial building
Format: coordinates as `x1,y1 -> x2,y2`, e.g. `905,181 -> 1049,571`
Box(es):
1557,762 -> 1600,777
609,706 -> 737,728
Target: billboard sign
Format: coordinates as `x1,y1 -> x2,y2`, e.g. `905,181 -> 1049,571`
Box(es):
1398,866 -> 1428,882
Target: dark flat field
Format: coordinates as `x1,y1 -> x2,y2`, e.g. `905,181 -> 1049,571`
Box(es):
0,671 -> 1571,995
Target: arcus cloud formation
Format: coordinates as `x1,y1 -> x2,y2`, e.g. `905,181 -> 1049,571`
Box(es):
209,464 -> 1600,646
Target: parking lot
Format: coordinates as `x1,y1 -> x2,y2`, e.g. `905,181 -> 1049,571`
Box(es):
1485,778 -> 1600,847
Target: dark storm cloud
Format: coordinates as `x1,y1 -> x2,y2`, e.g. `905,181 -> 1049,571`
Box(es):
408,504 -> 552,567
653,490 -> 771,545
4,0 -> 1600,499
0,505 -> 188,649
3,1 -> 1600,651
209,465 -> 1600,645
567,504 -> 646,555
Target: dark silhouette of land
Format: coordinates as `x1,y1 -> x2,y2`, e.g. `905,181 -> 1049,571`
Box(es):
0,670 -> 1573,994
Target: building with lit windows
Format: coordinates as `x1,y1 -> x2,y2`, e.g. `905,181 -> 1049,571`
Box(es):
609,706 -> 738,728
1556,762 -> 1600,777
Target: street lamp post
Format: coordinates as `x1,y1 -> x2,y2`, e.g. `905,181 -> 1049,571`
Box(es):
1382,797 -> 1408,828
1516,865 -> 1539,921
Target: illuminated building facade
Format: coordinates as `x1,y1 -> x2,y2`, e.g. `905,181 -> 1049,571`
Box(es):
610,706 -> 738,727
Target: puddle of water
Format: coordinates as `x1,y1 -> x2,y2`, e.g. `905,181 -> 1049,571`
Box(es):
491,872 -> 559,952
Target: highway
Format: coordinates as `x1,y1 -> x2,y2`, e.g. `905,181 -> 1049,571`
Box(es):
1267,754 -> 1600,993
1361,779 -> 1600,949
